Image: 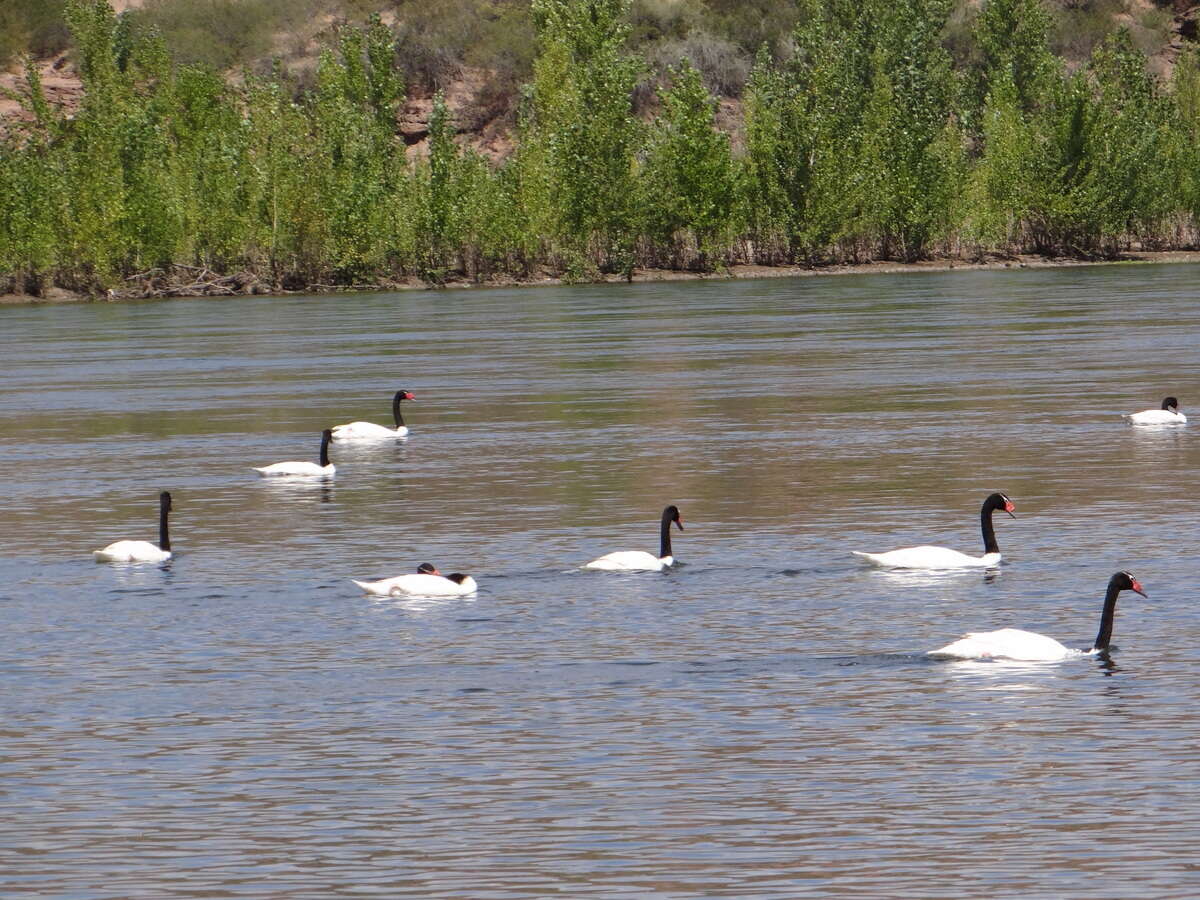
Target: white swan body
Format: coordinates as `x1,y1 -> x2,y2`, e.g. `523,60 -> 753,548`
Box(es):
1124,409 -> 1186,426
255,429 -> 335,478
92,539 -> 171,564
254,461 -> 335,477
586,550 -> 673,571
353,573 -> 477,597
332,420 -> 408,440
1124,397 -> 1185,425
585,505 -> 683,572
928,628 -> 1083,661
854,492 -> 1014,570
332,390 -> 414,441
927,572 -> 1146,662
853,546 -> 1000,569
93,491 -> 173,563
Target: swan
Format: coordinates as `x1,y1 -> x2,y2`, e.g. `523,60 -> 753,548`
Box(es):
93,491 -> 173,563
254,429 -> 336,478
928,571 -> 1147,661
853,492 -> 1014,569
586,505 -> 683,571
353,564 -> 478,597
332,390 -> 415,441
1123,396 -> 1186,426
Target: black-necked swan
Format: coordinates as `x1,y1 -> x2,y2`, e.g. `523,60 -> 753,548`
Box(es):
928,571 -> 1147,661
332,390 -> 415,440
353,564 -> 477,597
586,505 -> 683,571
93,491 -> 173,563
254,429 -> 336,478
1123,396 -> 1186,425
852,492 -> 1015,569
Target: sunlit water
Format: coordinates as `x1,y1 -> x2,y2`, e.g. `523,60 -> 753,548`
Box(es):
3,265 -> 1200,898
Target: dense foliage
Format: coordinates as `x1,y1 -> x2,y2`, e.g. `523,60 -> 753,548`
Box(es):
2,0 -> 1199,295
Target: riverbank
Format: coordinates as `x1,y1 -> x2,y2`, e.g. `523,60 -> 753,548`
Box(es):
4,249 -> 1200,305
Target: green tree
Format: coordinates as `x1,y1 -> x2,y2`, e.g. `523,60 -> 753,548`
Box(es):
1029,31 -> 1173,254
858,0 -> 964,261
308,17 -> 406,280
964,69 -> 1038,250
967,0 -> 1058,127
639,59 -> 737,269
1169,47 -> 1200,234
527,0 -> 643,275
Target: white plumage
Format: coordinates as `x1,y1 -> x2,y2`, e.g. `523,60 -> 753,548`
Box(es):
852,546 -> 1000,570
927,572 -> 1147,662
254,429 -> 335,478
332,390 -> 414,441
353,573 -> 477,597
1124,397 -> 1186,426
332,420 -> 408,440
585,505 -> 683,572
854,493 -> 1014,570
1124,409 -> 1186,426
928,628 -> 1083,661
93,492 -> 173,563
92,539 -> 172,564
585,550 -> 674,572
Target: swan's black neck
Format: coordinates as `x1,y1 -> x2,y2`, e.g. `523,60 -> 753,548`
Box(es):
1092,580 -> 1124,652
392,393 -> 406,428
980,503 -> 1000,555
659,512 -> 674,559
319,431 -> 331,467
158,494 -> 171,552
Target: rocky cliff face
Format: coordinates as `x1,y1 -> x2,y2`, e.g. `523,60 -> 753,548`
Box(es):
3,0 -> 1197,157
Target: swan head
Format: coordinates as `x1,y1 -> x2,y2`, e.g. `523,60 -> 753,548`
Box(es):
1113,571 -> 1147,598
160,491 -> 172,512
662,505 -> 683,530
417,562 -> 441,575
395,390 -> 416,402
984,492 -> 1016,518
1162,396 -> 1180,412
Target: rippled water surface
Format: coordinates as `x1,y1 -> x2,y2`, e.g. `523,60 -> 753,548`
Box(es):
4,265 -> 1200,898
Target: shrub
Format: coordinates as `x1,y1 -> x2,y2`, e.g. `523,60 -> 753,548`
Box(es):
644,32 -> 750,98
0,1 -> 70,67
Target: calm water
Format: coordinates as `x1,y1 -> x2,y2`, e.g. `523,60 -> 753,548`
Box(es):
3,265 -> 1200,898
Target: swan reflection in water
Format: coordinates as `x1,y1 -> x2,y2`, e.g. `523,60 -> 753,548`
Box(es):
254,476 -> 334,504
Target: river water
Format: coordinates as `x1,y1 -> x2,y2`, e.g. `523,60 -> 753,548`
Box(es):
2,264 -> 1199,898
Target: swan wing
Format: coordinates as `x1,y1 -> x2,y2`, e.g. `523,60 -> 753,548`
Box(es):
853,546 -> 997,569
253,462 -> 335,477
355,574 -> 475,597
928,628 -> 1076,661
352,576 -> 409,595
585,551 -> 668,571
331,421 -> 406,440
93,540 -> 170,563
1125,409 -> 1186,425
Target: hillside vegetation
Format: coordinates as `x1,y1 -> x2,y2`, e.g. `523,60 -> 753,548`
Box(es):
2,0 -> 1200,296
